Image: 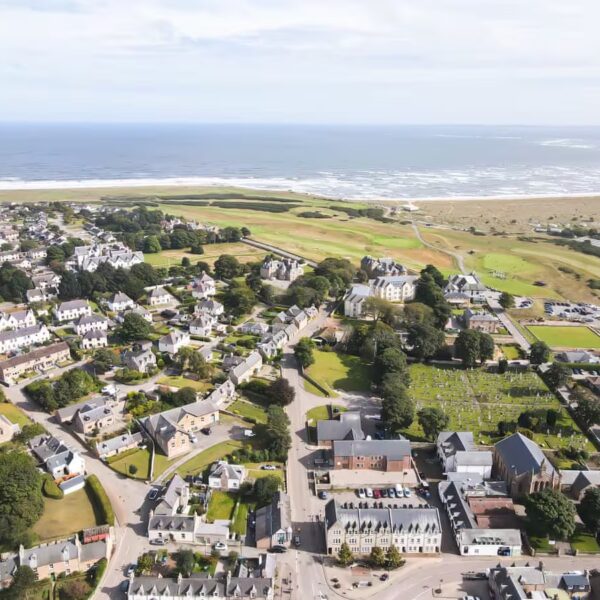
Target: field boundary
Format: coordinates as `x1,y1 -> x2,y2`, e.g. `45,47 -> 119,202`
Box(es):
241,237 -> 318,267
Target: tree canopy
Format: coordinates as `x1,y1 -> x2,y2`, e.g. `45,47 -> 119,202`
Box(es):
294,337 -> 315,368
529,341 -> 550,365
417,407 -> 450,440
118,312 -> 153,342
454,329 -> 495,367
578,487 -> 600,534
525,489 -> 576,541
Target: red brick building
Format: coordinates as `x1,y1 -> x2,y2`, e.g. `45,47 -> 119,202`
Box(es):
332,439 -> 412,472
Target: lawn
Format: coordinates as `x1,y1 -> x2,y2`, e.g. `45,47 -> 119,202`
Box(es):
527,325 -> 600,349
303,378 -> 328,397
206,491 -> 236,522
570,530 -> 600,553
108,447 -> 152,480
229,399 -> 267,424
144,243 -> 265,268
177,440 -> 244,478
157,375 -> 213,393
0,402 -> 31,427
306,350 -> 372,396
232,500 -> 253,536
405,363 -> 592,450
33,488 -> 99,542
306,404 -> 347,423
500,345 -> 521,360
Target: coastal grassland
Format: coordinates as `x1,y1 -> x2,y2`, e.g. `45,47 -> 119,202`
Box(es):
33,488 -> 99,541
527,325 -> 600,349
405,363 -> 592,451
419,227 -> 600,302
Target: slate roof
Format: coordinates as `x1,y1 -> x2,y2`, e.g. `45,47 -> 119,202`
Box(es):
56,299 -> 89,312
316,412 -> 364,443
437,431 -> 474,457
333,439 -> 411,460
494,433 -> 555,476
255,491 -> 291,543
129,575 -> 273,598
148,515 -> 195,533
96,432 -> 143,457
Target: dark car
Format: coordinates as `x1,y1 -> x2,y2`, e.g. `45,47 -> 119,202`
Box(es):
201,427 -> 212,435
147,488 -> 160,501
380,573 -> 389,581
269,545 -> 287,553
318,491 -> 329,500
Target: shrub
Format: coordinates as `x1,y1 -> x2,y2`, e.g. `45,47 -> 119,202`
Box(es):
42,475 -> 64,499
86,475 -> 115,526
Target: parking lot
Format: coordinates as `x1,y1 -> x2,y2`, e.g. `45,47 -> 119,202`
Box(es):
320,486 -> 432,510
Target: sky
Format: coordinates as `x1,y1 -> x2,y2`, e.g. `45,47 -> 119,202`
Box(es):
1,0 -> 599,124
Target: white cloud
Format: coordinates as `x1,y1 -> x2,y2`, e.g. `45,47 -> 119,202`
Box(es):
1,0 -> 599,122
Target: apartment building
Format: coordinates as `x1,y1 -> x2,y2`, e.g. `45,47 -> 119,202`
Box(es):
0,341 -> 71,384
54,300 -> 92,322
332,439 -> 412,472
0,324 -> 50,354
75,314 -> 109,336
371,275 -> 418,303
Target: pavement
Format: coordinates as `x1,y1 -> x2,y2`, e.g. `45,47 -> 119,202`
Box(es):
486,295 -> 531,352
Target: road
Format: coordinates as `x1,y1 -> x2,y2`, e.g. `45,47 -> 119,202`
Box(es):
486,295 -> 532,352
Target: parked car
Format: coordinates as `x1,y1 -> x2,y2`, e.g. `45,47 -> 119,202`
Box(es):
126,564 -> 136,577
261,465 -> 277,471
387,487 -> 397,498
269,545 -> 287,553
365,488 -> 374,498
201,427 -> 212,435
373,488 -> 381,499
189,434 -> 198,444
380,488 -> 388,498
147,488 -> 160,501
214,542 -> 228,552
357,488 -> 366,498
149,538 -> 165,546
463,572 -> 487,581
318,491 -> 329,500
403,487 -> 411,497
380,573 -> 389,581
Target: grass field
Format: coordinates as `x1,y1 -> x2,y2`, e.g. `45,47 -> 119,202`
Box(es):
177,441 -> 244,478
527,325 -> 600,349
570,530 -> 600,553
206,491 -> 236,522
108,448 -> 152,479
306,350 -> 372,396
144,242 -> 266,268
232,500 -> 252,535
229,399 -> 267,424
33,488 -> 99,541
500,345 -> 521,360
405,363 -> 591,450
306,404 -> 347,423
157,375 -> 213,393
0,402 -> 31,427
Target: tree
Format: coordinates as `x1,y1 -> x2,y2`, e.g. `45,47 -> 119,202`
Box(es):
417,407 -> 450,440
59,578 -> 92,600
579,487 -> 600,534
172,387 -> 197,406
363,297 -> 398,323
337,542 -> 354,567
253,475 -> 281,507
381,376 -> 414,431
546,409 -> 559,428
136,553 -> 154,574
454,329 -> 481,368
223,283 -> 257,317
478,332 -> 495,362
385,545 -> 403,569
406,323 -> 445,360
175,347 -> 211,378
143,235 -> 162,253
525,489 -> 576,541
402,302 -> 435,327
294,337 -> 315,368
14,422 -> 46,444
176,549 -> 196,577
129,464 -> 138,476
545,362 -> 571,389
241,227 -> 251,237
92,348 -> 118,374
0,450 -> 44,548
181,257 -> 191,268
499,292 -> 515,309
369,546 -> 386,568
263,405 -> 291,461
530,341 -> 550,365
0,264 -> 34,303
4,566 -> 37,600
214,254 -> 242,280
118,312 -> 152,342
58,270 -> 82,300
268,378 -> 296,406
575,395 -> 600,429
498,358 -> 508,374
374,347 -> 408,384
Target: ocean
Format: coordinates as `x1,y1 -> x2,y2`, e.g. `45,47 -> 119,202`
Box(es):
2,123 -> 600,200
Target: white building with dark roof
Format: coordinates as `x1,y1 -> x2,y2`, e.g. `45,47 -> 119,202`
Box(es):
54,300 -> 92,322
81,329 -> 108,349
437,431 -> 493,479
208,461 -> 246,491
75,313 -> 109,336
0,324 -> 50,354
372,275 -> 418,303
107,292 -> 135,312
158,329 -> 190,354
147,286 -> 176,307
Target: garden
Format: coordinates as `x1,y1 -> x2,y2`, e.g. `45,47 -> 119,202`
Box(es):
229,398 -> 268,424
305,350 -> 373,397
405,364 -> 592,450
527,325 -> 600,349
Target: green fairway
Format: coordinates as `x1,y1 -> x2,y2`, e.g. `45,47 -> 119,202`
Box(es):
306,350 -> 372,396
33,488 -> 99,542
482,252 -> 536,274
527,325 -> 600,349
405,363 -> 591,450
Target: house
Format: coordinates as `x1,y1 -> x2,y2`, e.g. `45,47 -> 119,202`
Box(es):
463,308 -> 500,334
0,309 -> 36,331
31,271 -> 61,291
96,432 -> 144,460
556,350 -> 600,364
343,284 -> 372,318
158,329 -> 190,354
82,329 -> 108,349
230,351 -> 263,385
255,491 -> 292,550
10,534 -> 112,584
147,286 -> 176,307
29,434 -> 85,479
324,501 -> 441,556
54,300 -> 92,322
260,257 -> 303,281
56,396 -> 117,425
141,400 -> 220,457
75,314 -> 109,336
332,439 -> 412,472
121,341 -> 157,373
444,273 -> 486,303
107,291 -> 135,312
493,433 -> 560,497
189,314 -> 216,337
0,414 -> 20,444
26,288 -> 48,303
316,411 -> 364,447
154,474 -> 190,516
260,330 -> 287,351
122,304 -> 153,324
361,256 -> 407,277
282,322 -> 299,343
239,322 -> 269,336
195,299 -> 224,317
438,475 -> 522,556
372,275 -> 418,303
222,354 -> 244,372
0,324 -> 51,354
0,341 -> 71,384
147,514 -> 229,547
559,469 -> 600,500
291,310 -> 308,330
488,565 -> 591,600
437,431 -> 493,479
257,340 -> 279,360
127,574 -> 274,600
208,461 -> 246,491
72,402 -> 115,435
205,379 -> 236,406
190,272 -> 216,299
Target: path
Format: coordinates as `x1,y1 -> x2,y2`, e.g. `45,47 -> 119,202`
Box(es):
241,237 -> 318,268
412,222 -> 466,274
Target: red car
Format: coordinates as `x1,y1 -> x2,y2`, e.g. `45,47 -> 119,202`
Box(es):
373,489 -> 381,499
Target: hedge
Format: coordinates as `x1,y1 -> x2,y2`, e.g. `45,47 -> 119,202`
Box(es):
86,475 -> 115,526
42,475 -> 64,499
